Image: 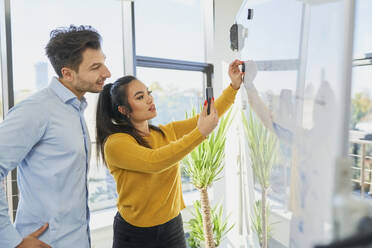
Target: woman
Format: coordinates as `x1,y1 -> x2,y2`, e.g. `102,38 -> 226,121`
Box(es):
96,60 -> 244,248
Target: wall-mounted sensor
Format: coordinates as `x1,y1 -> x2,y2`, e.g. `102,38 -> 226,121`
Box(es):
230,24 -> 239,51
247,8 -> 253,20
230,24 -> 248,51
230,8 -> 253,52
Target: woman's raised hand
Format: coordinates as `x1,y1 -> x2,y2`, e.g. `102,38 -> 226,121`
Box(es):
229,59 -> 244,90
197,98 -> 219,137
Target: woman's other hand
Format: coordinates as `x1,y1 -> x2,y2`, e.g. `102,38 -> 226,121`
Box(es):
229,59 -> 244,90
197,98 -> 219,137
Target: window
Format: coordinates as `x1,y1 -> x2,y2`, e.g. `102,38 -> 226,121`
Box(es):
238,0 -> 355,246
353,0 -> 372,58
10,0 -> 124,217
240,0 -> 302,60
134,0 -> 205,62
134,0 -> 208,199
136,67 -> 204,125
0,66 -> 3,122
240,0 -> 302,207
136,67 -> 204,193
349,0 -> 372,197
0,59 -> 4,214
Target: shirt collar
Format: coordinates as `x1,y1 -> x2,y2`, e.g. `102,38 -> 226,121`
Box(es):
49,77 -> 88,110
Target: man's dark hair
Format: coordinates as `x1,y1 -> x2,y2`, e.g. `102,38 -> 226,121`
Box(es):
45,25 -> 102,77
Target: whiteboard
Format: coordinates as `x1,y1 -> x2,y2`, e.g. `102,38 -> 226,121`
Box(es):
237,0 -> 354,247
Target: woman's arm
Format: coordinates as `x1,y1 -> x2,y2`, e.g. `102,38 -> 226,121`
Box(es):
104,128 -> 204,174
167,84 -> 239,139
165,60 -> 243,139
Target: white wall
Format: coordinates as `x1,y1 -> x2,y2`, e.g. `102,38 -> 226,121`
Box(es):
207,1 -> 248,247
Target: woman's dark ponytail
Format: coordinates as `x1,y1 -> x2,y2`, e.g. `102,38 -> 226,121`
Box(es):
96,83 -> 116,164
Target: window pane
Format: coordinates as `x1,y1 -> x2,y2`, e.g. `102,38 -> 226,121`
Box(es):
0,65 -> 3,208
88,144 -> 117,211
0,65 -> 2,121
353,0 -> 372,57
240,0 -> 301,206
11,0 -> 124,103
248,70 -> 298,205
134,0 -> 205,62
350,0 -> 372,199
10,0 -> 123,225
136,67 -> 204,125
239,0 -> 351,246
241,0 -> 303,60
136,67 -> 204,193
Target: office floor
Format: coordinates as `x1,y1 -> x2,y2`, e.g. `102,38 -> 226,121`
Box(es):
91,225 -> 113,248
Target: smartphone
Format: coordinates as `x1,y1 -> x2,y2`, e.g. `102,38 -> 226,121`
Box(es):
206,87 -> 214,115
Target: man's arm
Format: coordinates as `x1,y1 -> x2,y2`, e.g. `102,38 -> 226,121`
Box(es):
243,60 -> 293,143
243,60 -> 275,132
0,100 -> 48,247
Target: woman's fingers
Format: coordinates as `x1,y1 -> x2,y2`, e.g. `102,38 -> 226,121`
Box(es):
201,100 -> 207,117
210,98 -> 217,115
229,60 -> 243,75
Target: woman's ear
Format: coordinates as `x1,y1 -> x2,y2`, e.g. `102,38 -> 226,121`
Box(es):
118,106 -> 126,115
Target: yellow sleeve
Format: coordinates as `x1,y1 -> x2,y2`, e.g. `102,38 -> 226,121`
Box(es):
164,84 -> 238,139
104,128 -> 205,174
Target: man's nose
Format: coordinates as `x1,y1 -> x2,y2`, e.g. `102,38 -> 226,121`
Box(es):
101,65 -> 111,78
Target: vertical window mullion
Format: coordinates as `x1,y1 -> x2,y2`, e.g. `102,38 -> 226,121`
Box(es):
0,0 -> 17,222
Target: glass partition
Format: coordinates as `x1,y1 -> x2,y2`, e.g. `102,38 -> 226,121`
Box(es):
134,0 -> 205,62
237,0 -> 354,247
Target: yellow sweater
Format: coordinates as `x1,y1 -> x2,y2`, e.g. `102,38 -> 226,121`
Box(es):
104,85 -> 238,227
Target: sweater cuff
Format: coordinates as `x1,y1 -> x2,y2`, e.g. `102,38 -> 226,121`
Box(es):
222,84 -> 239,102
189,127 -> 206,143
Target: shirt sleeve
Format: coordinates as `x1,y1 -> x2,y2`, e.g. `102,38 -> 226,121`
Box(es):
104,128 -> 205,174
244,81 -> 275,132
0,100 -> 48,247
165,84 -> 238,139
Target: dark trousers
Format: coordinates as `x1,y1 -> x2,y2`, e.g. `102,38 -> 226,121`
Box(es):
112,212 -> 187,248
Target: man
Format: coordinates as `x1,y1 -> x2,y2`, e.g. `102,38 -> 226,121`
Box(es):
0,25 -> 111,247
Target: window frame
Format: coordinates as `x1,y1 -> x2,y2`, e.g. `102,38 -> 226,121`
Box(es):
1,0 -> 18,222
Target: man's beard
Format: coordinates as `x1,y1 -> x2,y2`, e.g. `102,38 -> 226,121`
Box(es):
76,77 -> 103,93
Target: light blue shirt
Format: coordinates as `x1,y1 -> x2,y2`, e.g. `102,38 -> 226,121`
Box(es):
0,77 -> 91,247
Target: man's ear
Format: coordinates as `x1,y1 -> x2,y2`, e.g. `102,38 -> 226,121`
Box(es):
60,67 -> 75,82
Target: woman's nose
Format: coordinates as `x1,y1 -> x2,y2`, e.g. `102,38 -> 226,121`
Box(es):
147,95 -> 153,103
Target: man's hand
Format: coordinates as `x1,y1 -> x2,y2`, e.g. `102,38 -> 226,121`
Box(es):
17,223 -> 51,248
243,60 -> 257,85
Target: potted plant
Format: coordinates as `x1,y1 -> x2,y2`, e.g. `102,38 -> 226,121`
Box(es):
183,109 -> 233,248
186,200 -> 234,248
